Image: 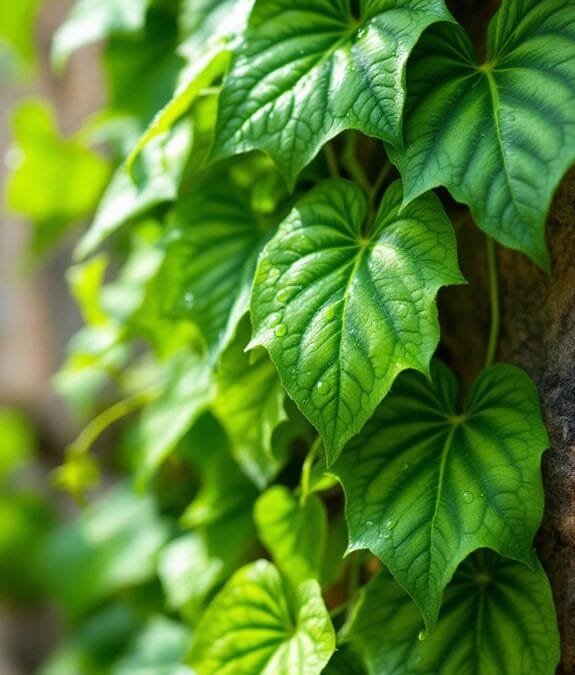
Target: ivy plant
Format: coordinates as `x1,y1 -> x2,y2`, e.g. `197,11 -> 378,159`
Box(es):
6,0 -> 574,672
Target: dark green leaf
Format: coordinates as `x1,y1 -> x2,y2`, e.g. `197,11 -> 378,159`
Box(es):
344,552 -> 560,675
390,0 -> 575,268
333,362 -> 548,628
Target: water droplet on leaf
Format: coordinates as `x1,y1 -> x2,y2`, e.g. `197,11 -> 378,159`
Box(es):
463,491 -> 474,504
274,323 -> 287,337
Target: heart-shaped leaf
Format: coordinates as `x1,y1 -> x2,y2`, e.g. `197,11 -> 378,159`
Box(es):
390,0 -> 575,268
212,0 -> 453,187
343,551 -> 560,675
188,560 -> 335,675
250,179 -> 463,463
333,362 -> 548,628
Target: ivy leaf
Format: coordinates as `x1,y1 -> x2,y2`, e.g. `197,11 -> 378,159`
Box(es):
188,560 -> 335,675
254,486 -> 327,587
332,362 -> 548,629
212,0 -> 453,187
390,0 -> 575,269
250,179 -> 463,463
213,317 -> 288,487
343,551 -> 560,675
165,158 -> 287,355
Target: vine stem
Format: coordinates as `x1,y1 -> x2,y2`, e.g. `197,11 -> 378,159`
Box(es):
485,236 -> 500,368
299,436 -> 322,506
67,391 -> 154,457
324,143 -> 340,178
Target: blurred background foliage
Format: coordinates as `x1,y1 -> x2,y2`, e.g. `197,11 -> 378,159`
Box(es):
0,1 -> 280,672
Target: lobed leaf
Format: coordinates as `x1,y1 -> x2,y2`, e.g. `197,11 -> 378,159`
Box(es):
390,0 -> 575,268
212,0 -> 453,187
333,362 -> 548,628
344,551 -> 560,675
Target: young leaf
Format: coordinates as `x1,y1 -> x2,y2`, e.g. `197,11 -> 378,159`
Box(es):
343,551 -> 560,675
212,0 -> 453,187
165,159 -> 287,355
188,560 -> 335,675
254,485 -> 327,587
332,362 -> 548,629
213,317 -> 287,487
250,179 -> 463,463
390,0 -> 575,269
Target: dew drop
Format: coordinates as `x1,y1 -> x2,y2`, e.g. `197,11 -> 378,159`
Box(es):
274,323 -> 287,337
366,520 -> 374,527
385,518 -> 396,531
462,491 -> 474,504
418,630 -> 429,642
276,288 -> 289,304
316,380 -> 330,395
402,462 -> 409,471
184,292 -> 194,307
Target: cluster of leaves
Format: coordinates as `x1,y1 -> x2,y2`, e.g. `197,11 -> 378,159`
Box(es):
4,0 -> 575,672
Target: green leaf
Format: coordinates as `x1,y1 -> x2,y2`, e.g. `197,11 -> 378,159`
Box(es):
254,486 -> 327,587
45,483 -> 169,618
333,362 -> 548,629
52,0 -> 150,69
76,120 -> 192,259
136,351 -> 214,486
188,560 -> 335,675
212,0 -> 453,187
112,616 -> 193,675
344,551 -> 560,675
390,0 -> 575,269
213,317 -> 287,487
158,509 -> 255,620
0,408 -> 35,481
7,99 -> 111,254
250,179 -> 463,463
165,158 -> 287,355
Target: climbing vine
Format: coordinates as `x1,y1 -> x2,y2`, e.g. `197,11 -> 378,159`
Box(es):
6,0 -> 575,672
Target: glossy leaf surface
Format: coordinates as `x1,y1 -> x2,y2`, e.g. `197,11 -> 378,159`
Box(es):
391,0 -> 575,268
333,362 -> 548,628
251,179 -> 463,462
213,0 -> 453,186
344,552 -> 560,675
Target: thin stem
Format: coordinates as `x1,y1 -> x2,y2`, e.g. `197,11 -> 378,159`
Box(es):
368,160 -> 392,211
485,236 -> 500,368
324,143 -> 340,178
67,391 -> 154,457
342,133 -> 371,195
347,551 -> 363,602
299,436 -> 322,506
